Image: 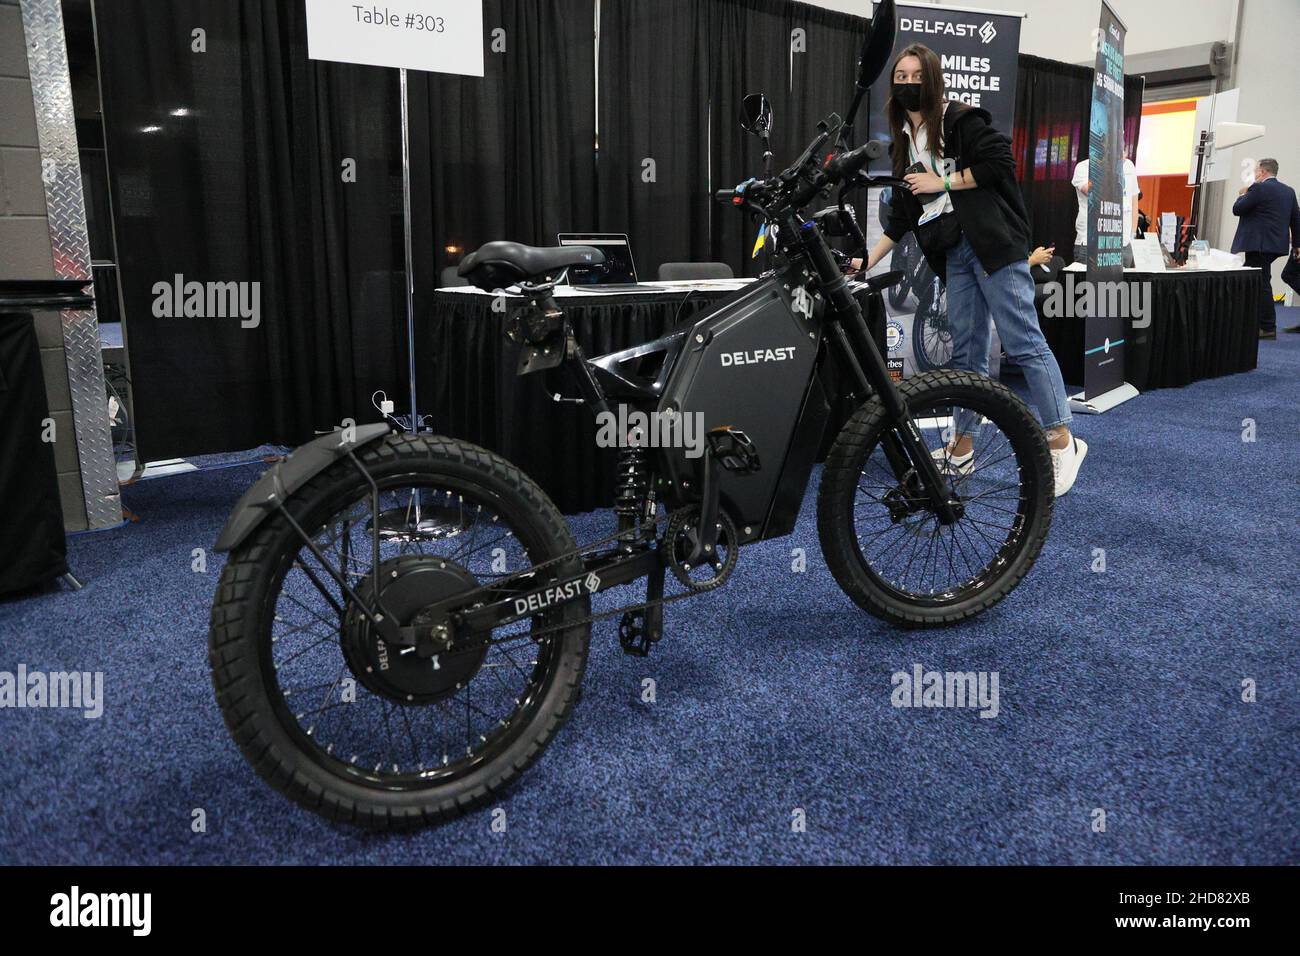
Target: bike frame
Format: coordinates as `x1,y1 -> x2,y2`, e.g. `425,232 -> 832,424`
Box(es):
414,209 -> 966,652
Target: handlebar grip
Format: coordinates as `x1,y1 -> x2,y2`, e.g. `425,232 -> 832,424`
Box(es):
825,140 -> 887,181
714,188 -> 740,205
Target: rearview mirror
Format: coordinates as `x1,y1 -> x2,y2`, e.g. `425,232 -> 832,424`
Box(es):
740,93 -> 772,137
857,0 -> 897,90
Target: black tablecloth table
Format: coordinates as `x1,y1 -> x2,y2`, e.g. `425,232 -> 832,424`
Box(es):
1037,269 -> 1262,390
0,309 -> 69,596
418,285 -> 882,513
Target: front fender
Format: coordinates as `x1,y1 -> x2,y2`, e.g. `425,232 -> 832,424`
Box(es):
213,423 -> 393,553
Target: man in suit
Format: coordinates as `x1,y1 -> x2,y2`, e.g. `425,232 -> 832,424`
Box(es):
1231,159 -> 1300,339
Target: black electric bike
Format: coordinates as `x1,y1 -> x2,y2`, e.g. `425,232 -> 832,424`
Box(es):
208,0 -> 1053,829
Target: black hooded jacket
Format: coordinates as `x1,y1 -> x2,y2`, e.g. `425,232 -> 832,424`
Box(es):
882,102 -> 1030,281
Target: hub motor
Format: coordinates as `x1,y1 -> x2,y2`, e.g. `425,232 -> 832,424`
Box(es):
341,554 -> 485,705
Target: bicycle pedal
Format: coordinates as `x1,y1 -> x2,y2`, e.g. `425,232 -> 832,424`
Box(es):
706,426 -> 761,474
618,611 -> 659,657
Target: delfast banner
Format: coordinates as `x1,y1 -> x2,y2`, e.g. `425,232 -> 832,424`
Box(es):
863,1 -> 1024,381
869,0 -> 1024,138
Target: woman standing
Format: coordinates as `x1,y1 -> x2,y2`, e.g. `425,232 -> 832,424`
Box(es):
856,43 -> 1087,497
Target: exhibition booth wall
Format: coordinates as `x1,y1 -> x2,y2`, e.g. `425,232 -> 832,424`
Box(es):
93,0 -> 1141,465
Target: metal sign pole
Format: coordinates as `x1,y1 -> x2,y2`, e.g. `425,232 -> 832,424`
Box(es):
307,2 -> 484,433
399,66 -> 420,433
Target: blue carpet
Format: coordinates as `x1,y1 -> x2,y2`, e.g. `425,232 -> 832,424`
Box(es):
2,316 -> 1297,865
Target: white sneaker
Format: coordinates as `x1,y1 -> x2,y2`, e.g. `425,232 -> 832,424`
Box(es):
931,444 -> 975,476
1051,437 -> 1088,497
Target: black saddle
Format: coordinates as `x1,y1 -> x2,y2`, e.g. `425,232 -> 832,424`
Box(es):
458,241 -> 605,292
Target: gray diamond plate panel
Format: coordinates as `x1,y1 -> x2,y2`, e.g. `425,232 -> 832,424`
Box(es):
21,0 -> 122,530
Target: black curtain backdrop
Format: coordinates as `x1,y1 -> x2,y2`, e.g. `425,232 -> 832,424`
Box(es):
96,1 -> 1149,460
408,0 -> 597,284
97,1 -> 407,461
706,0 -> 864,275
593,0 -> 864,279
595,0 -> 713,272
1013,54 -> 1145,259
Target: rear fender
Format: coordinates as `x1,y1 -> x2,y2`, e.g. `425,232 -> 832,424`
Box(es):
213,424 -> 393,553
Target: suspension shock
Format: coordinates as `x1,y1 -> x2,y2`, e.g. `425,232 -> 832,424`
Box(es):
613,444 -> 653,550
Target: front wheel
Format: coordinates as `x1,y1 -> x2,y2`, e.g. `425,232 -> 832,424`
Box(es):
817,370 -> 1054,626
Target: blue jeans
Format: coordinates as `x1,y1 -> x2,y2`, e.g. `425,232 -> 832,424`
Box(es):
945,235 -> 1072,430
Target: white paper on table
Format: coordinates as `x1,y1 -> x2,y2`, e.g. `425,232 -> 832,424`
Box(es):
1203,248 -> 1247,271
1130,235 -> 1168,273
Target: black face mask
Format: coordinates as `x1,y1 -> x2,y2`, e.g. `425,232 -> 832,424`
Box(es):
893,82 -> 924,113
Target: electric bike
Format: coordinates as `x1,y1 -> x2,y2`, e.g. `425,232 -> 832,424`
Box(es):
208,0 -> 1053,828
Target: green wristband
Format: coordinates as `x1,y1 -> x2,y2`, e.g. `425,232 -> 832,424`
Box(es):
944,174 -> 951,192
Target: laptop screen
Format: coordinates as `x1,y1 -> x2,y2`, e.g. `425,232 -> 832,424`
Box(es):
557,234 -> 638,285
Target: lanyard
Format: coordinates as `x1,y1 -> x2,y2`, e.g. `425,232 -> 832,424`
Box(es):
907,129 -> 941,174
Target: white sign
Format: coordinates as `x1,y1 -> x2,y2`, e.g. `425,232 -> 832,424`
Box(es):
306,1 -> 484,76
1130,234 -> 1167,273
1188,88 -> 1238,185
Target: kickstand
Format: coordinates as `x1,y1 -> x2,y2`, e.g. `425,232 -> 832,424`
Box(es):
643,560 -> 665,643
618,559 -> 666,657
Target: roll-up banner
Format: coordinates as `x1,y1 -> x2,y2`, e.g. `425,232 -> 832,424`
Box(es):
1075,0 -> 1138,412
863,2 -> 1024,381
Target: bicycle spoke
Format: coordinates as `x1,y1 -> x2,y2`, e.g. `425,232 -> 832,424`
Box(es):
263,478 -> 567,789
851,394 -> 1035,602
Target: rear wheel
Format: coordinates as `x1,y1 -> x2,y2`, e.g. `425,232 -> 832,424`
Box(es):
817,370 -> 1053,626
911,277 -> 951,372
209,433 -> 589,829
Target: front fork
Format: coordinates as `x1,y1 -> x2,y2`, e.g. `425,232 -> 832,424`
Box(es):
793,219 -> 963,525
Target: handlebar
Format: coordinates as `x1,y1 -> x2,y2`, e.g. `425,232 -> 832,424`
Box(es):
718,129 -> 892,225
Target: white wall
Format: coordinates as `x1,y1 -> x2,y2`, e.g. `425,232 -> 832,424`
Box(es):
801,0 -> 1235,62
1214,0 -> 1300,296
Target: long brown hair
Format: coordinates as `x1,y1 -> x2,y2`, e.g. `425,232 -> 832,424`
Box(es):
886,43 -> 947,177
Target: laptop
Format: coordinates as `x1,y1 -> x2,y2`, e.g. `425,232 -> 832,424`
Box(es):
556,233 -> 650,291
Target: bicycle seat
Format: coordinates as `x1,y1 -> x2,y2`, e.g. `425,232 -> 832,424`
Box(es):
863,270 -> 904,293
458,241 -> 605,291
